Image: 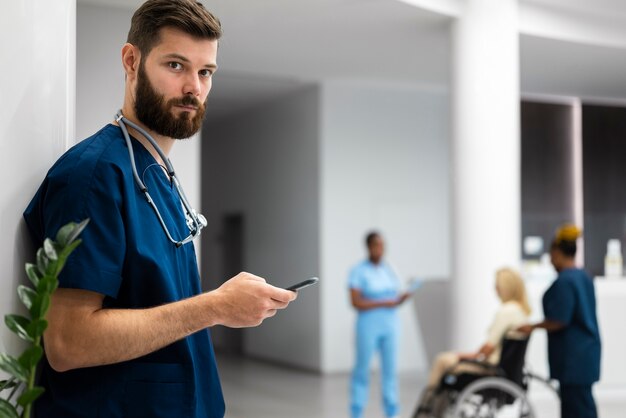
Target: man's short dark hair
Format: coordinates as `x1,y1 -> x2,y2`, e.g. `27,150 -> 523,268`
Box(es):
127,0 -> 222,58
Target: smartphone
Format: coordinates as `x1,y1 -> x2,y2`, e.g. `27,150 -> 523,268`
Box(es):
286,277 -> 319,291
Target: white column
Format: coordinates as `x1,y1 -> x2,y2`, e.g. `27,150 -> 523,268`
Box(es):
451,0 -> 521,349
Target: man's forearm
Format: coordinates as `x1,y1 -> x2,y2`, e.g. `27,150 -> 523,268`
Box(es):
46,291 -> 218,372
45,272 -> 296,372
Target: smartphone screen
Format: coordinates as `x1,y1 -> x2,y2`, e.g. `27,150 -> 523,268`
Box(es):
286,277 -> 319,291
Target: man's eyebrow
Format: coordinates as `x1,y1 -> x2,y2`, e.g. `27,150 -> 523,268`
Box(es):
163,53 -> 217,70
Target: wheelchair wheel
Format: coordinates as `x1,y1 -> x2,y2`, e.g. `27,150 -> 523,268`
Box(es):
452,377 -> 534,418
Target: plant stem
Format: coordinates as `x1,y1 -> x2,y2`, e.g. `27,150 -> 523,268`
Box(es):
22,337 -> 41,418
21,371 -> 35,418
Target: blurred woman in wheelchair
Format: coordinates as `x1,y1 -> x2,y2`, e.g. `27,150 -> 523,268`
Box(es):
414,267 -> 531,417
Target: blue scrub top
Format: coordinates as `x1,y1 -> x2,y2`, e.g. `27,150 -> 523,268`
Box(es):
24,124 -> 225,418
542,268 -> 601,385
348,260 -> 401,319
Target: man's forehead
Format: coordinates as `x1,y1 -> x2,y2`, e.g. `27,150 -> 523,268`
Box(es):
148,27 -> 218,61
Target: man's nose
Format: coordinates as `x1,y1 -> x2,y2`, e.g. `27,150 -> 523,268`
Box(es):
183,73 -> 201,97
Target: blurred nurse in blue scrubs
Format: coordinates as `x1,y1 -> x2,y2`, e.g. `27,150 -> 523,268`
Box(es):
518,225 -> 601,418
348,231 -> 410,418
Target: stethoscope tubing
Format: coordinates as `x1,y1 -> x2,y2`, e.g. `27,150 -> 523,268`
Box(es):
115,110 -> 206,247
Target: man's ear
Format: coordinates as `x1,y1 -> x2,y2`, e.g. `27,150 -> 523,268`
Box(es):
121,43 -> 141,81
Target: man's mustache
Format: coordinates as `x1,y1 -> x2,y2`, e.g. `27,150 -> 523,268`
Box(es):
169,95 -> 204,109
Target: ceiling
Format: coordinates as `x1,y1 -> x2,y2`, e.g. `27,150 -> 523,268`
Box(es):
524,0 -> 626,19
521,35 -> 626,100
77,0 -> 626,118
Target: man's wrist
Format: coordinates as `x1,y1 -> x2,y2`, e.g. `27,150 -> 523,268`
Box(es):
198,291 -> 222,328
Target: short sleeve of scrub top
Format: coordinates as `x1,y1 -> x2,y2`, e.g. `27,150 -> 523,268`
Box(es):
349,264 -> 366,290
543,277 -> 576,326
348,261 -> 400,302
24,129 -> 127,298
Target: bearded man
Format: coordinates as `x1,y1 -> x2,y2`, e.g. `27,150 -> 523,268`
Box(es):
23,1 -> 296,417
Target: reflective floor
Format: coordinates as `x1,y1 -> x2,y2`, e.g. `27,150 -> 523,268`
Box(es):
218,354 -> 422,418
217,354 -> 625,418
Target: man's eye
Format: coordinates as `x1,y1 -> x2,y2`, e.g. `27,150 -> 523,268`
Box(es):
168,62 -> 183,70
199,69 -> 213,78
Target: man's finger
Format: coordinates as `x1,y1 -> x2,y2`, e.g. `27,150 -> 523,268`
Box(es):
266,285 -> 298,303
269,298 -> 291,309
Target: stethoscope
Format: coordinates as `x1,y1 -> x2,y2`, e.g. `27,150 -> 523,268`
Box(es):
115,110 -> 207,248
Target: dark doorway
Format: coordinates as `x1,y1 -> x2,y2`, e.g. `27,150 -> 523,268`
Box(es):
521,100 -> 576,259
582,104 -> 626,276
215,213 -> 245,355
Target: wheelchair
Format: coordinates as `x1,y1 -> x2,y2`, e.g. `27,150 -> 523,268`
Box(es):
412,337 -> 559,418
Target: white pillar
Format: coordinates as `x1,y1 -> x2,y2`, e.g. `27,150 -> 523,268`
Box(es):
451,0 -> 521,349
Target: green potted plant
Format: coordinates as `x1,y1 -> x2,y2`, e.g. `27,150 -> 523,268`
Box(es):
0,219 -> 89,418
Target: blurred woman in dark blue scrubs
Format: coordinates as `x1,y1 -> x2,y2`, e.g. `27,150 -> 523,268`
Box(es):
519,225 -> 601,418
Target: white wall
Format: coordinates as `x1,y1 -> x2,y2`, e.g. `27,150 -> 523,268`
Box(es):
76,3 -> 128,141
202,81 -> 451,373
320,81 -> 451,373
201,87 -> 321,370
0,0 -> 75,359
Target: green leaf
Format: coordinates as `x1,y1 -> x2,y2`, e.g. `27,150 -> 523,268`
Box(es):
17,285 -> 36,310
65,219 -> 90,246
0,354 -> 29,382
55,222 -> 75,247
0,399 -> 19,418
29,293 -> 51,320
0,379 -> 18,391
4,315 -> 32,343
17,386 -> 45,407
36,248 -> 48,276
18,347 -> 43,371
55,219 -> 89,247
56,219 -> 90,249
53,239 -> 83,278
58,239 -> 82,262
26,319 -> 48,340
43,238 -> 58,261
24,263 -> 41,287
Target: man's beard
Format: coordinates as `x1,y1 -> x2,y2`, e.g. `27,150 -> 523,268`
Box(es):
134,61 -> 206,139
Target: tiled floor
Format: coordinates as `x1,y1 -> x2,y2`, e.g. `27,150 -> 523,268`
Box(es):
217,354 -> 625,418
